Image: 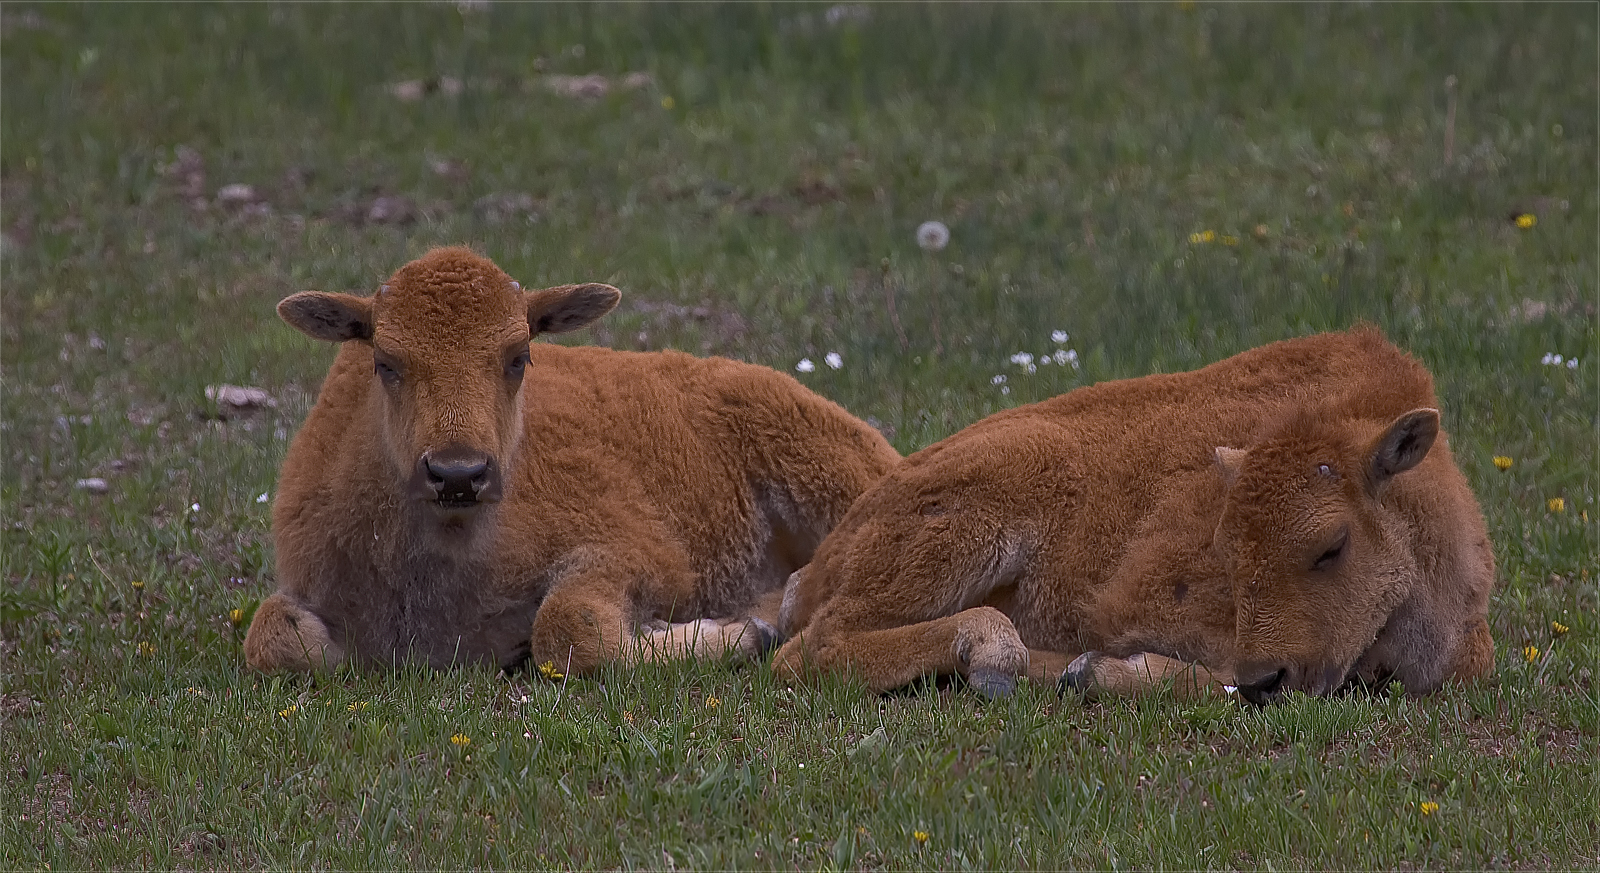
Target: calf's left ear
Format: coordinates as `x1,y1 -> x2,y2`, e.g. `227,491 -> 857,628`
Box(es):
1367,407 -> 1439,491
525,283 -> 622,335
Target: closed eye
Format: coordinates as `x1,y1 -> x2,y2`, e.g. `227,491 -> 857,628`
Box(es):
505,347 -> 530,380
1312,532 -> 1348,571
374,356 -> 402,387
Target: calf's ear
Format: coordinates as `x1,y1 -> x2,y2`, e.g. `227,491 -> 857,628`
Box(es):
525,283 -> 621,335
278,292 -> 374,342
1367,408 -> 1439,491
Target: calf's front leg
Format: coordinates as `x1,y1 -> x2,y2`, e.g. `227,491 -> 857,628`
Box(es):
243,593 -> 346,672
773,606 -> 1039,697
529,581 -> 776,677
1061,651 -> 1235,700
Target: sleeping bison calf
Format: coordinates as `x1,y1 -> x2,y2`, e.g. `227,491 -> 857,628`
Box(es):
245,247 -> 899,675
775,329 -> 1496,704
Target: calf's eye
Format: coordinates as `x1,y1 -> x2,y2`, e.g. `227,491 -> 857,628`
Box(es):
374,359 -> 401,386
505,350 -> 530,380
1312,534 -> 1347,571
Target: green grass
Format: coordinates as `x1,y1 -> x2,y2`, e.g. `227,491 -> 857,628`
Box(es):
2,3 -> 1595,869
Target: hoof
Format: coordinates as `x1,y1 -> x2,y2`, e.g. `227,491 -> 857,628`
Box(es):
967,668 -> 1017,699
745,617 -> 782,658
1058,652 -> 1102,697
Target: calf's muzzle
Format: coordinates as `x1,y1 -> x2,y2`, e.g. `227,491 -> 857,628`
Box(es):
411,446 -> 502,508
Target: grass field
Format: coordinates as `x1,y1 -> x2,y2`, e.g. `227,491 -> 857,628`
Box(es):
2,4 -> 1595,869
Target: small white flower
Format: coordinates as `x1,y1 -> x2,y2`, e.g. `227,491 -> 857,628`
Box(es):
1039,354 -> 1052,366
824,352 -> 843,370
1051,330 -> 1069,344
190,502 -> 200,513
256,492 -> 269,504
798,763 -> 805,769
1543,353 -> 1564,366
991,374 -> 1007,385
1010,352 -> 1034,367
1065,349 -> 1080,369
1000,386 -> 1010,395
916,221 -> 950,252
796,358 -> 816,373
1052,350 -> 1069,365
1568,358 -> 1580,369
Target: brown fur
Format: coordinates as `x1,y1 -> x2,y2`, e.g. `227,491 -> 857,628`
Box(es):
244,247 -> 899,674
774,329 -> 1496,702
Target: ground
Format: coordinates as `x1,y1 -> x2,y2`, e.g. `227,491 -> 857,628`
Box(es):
1,4 -> 1594,869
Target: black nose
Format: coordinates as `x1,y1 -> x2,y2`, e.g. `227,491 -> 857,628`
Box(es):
1235,665 -> 1289,705
417,448 -> 497,506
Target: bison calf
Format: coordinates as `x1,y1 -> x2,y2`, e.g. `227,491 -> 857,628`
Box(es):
245,247 -> 899,675
775,329 -> 1496,703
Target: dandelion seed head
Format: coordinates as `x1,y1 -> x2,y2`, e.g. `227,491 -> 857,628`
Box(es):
916,221 -> 950,252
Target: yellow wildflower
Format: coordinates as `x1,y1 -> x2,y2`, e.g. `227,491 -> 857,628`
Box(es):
705,695 -> 721,709
1551,621 -> 1569,636
1547,497 -> 1565,513
1189,230 -> 1216,245
1253,224 -> 1269,239
623,709 -> 635,724
1514,214 -> 1536,229
537,660 -> 565,681
131,579 -> 146,592
278,704 -> 297,718
1221,235 -> 1240,246
660,95 -> 675,110
451,733 -> 471,747
137,641 -> 156,657
1492,456 -> 1513,471
347,701 -> 368,712
913,830 -> 930,844
1522,646 -> 1539,664
1419,801 -> 1439,816
228,608 -> 245,627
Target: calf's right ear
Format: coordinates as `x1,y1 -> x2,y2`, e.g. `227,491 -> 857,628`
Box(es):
525,283 -> 622,335
277,292 -> 374,342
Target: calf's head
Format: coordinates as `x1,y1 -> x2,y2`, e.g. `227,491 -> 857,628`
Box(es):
1212,407 -> 1445,704
277,247 -> 619,535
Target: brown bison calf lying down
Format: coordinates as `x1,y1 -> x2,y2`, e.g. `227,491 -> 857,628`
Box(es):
775,329 -> 1496,704
244,247 -> 899,674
